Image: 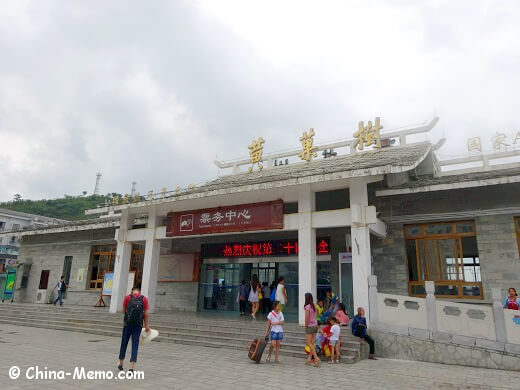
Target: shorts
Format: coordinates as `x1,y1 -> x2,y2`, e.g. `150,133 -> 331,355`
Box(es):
305,326 -> 319,334
330,339 -> 339,346
270,331 -> 283,341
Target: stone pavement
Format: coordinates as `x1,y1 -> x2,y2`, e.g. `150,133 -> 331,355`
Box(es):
0,324 -> 519,390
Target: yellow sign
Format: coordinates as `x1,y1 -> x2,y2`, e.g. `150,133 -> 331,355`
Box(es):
353,117 -> 382,151
467,137 -> 482,152
298,128 -> 318,161
248,137 -> 265,172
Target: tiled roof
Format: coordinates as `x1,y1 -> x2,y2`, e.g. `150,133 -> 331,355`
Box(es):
195,142 -> 432,193
385,167 -> 520,190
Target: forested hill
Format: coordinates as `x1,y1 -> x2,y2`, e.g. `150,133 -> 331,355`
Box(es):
0,195 -> 118,221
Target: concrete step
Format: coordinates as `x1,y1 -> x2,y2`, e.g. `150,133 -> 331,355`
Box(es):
0,303 -> 366,363
0,314 -> 361,357
0,318 -> 357,364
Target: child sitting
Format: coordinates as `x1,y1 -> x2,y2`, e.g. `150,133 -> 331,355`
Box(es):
335,303 -> 350,326
265,300 -> 284,364
328,315 -> 341,364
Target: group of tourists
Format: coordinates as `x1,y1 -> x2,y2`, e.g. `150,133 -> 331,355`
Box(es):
262,289 -> 377,366
239,275 -> 287,320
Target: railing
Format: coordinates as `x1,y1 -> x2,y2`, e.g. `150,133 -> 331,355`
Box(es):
436,300 -> 495,340
436,148 -> 520,176
377,293 -> 427,330
369,276 -> 520,347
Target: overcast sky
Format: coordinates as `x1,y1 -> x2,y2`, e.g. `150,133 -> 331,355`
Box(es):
1,0 -> 519,202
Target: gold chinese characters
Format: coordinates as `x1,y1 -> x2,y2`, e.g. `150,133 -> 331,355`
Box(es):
248,137 -> 265,172
353,117 -> 382,151
298,128 -> 318,161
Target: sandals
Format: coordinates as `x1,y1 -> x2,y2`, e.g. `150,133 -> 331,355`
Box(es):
266,355 -> 271,363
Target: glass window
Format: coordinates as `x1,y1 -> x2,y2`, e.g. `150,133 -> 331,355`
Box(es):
457,221 -> 475,234
404,221 -> 482,299
405,226 -> 422,238
425,223 -> 452,235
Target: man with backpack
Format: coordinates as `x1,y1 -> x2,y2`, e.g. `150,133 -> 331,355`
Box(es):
118,286 -> 150,373
52,275 -> 68,306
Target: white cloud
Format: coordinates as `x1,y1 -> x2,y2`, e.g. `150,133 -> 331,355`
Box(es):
1,0 -> 519,201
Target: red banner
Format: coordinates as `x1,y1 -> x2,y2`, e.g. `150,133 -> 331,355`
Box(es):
166,200 -> 284,237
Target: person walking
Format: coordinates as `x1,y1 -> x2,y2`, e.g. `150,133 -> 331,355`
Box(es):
118,286 -> 150,373
275,277 -> 288,312
503,287 -> 520,310
52,275 -> 68,306
238,280 -> 249,315
248,276 -> 261,320
304,292 -> 321,367
351,307 -> 376,360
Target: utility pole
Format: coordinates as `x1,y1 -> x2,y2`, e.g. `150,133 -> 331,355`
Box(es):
93,172 -> 102,196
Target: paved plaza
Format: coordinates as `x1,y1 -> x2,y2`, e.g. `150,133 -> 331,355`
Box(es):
0,325 -> 519,389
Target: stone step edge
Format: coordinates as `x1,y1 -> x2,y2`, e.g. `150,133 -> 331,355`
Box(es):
0,307 -> 306,328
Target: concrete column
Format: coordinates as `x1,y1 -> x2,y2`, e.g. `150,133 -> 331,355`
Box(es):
350,178 -> 372,322
298,184 -> 316,325
425,281 -> 437,333
492,287 -> 507,343
368,275 -> 378,326
141,206 -> 161,313
109,210 -> 134,313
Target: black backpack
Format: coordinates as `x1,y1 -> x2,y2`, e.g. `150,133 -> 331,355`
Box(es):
124,295 -> 144,326
59,281 -> 67,292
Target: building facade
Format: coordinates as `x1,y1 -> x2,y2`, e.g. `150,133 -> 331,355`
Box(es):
2,118 -> 520,325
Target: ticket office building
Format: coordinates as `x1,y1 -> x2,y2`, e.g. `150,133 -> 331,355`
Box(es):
7,144 -> 520,323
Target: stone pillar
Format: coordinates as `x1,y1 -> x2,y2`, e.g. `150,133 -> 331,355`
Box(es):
492,287 -> 507,343
141,205 -> 161,313
350,178 -> 372,322
109,210 -> 134,313
425,281 -> 437,333
368,275 -> 378,326
298,185 -> 316,325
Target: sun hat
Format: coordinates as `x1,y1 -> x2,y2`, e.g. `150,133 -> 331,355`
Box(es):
140,328 -> 159,345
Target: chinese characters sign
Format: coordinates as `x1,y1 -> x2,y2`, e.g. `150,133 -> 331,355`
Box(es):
298,128 -> 318,161
248,137 -> 265,172
353,117 -> 382,151
201,238 -> 331,258
166,200 -> 284,237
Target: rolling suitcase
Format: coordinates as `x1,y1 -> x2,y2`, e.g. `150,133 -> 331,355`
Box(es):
247,334 -> 270,363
